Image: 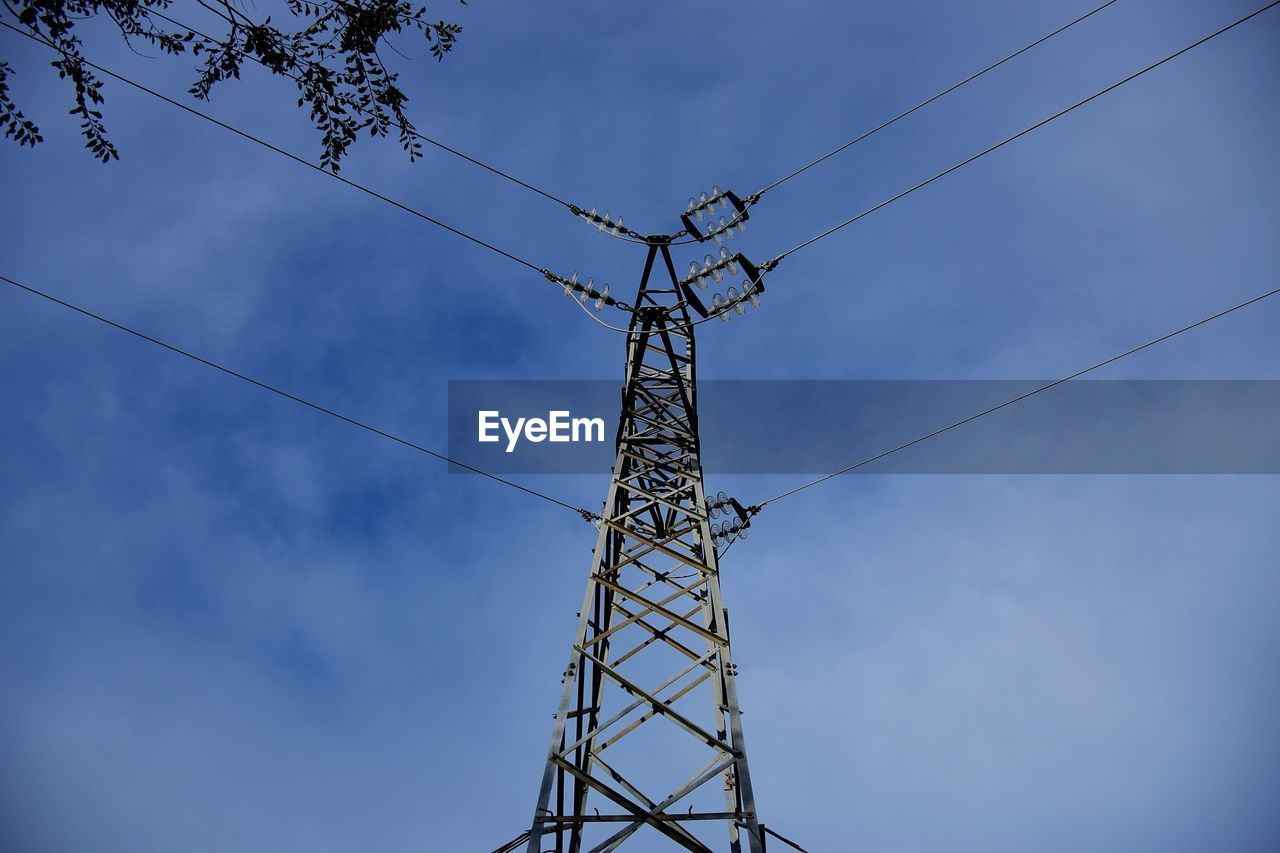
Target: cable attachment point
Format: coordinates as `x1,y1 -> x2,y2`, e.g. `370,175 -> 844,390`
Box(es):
706,491 -> 753,544
679,251 -> 768,322
578,205 -> 625,237
680,186 -> 750,243
579,509 -> 603,527
549,270 -> 617,311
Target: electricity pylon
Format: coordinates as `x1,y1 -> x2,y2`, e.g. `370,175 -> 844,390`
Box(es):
526,237 -> 764,852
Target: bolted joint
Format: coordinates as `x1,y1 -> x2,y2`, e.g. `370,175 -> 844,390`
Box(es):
635,305 -> 667,324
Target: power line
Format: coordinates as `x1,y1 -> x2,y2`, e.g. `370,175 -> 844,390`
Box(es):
142,6 -> 580,211
6,22 -> 653,336
3,22 -> 669,303
138,6 -> 674,248
151,0 -> 1117,246
651,1 -> 1273,306
753,0 -> 1120,200
755,283 -> 1280,509
768,0 -> 1280,265
0,272 -> 596,520
657,0 -> 1119,247
626,2 -> 1278,338
2,22 -> 563,283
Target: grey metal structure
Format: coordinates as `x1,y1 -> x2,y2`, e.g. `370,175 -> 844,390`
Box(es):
526,241 -> 764,851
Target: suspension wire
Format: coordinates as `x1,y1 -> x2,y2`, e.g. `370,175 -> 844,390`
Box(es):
147,7 -> 679,247
141,7 -> 577,212
3,22 -> 672,306
620,1 -> 1279,334
642,0 -> 1121,249
2,22 -> 570,284
754,283 -> 1280,509
567,291 -> 638,332
753,0 -> 1120,200
768,0 -> 1280,266
661,1 -> 1120,248
715,532 -> 740,562
0,273 -> 597,520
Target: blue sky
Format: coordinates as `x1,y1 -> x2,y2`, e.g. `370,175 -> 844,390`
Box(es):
1,0 -> 1278,850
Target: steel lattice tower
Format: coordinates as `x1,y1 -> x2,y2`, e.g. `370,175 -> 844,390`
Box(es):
524,239 -> 764,852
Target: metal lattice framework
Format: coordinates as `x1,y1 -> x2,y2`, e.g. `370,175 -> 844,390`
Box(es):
526,242 -> 763,852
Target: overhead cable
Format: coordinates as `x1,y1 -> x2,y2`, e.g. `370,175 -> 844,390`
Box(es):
767,0 -> 1280,266
752,0 -> 1121,200
3,22 -> 570,284
755,283 -> 1280,508
0,272 -> 598,520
